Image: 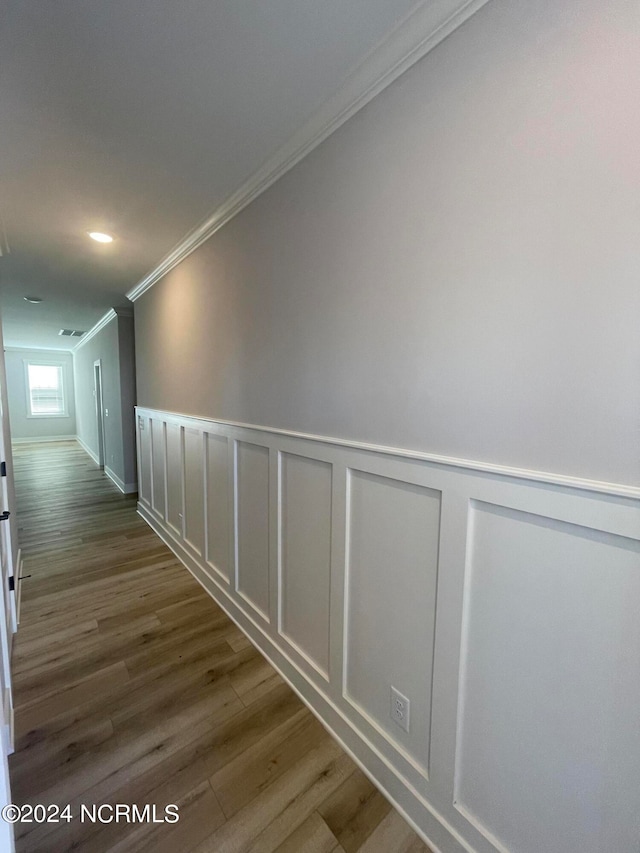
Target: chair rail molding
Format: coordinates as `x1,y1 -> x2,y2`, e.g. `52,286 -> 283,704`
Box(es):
135,406 -> 640,853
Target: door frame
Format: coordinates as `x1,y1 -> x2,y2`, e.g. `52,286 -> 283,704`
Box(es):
0,321 -> 17,850
94,360 -> 106,469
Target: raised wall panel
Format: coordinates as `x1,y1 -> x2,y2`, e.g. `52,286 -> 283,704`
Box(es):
138,417 -> 152,504
206,433 -> 230,580
151,419 -> 166,517
135,406 -> 640,853
455,502 -> 640,853
236,441 -> 270,620
345,469 -> 441,773
165,422 -> 183,535
280,452 -> 332,676
183,428 -> 204,556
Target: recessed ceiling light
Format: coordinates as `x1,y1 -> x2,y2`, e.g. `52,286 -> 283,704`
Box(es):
24,296 -> 43,303
88,231 -> 113,243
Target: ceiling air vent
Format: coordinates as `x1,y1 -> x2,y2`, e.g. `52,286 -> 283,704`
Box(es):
58,329 -> 86,337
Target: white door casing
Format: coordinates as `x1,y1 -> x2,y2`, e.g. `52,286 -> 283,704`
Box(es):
0,328 -> 17,852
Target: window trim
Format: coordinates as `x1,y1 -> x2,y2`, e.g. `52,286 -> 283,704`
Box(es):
24,359 -> 69,419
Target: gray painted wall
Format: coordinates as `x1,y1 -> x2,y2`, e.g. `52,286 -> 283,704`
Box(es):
5,348 -> 76,440
117,315 -> 137,487
74,313 -> 137,488
134,0 -> 640,487
74,321 -> 117,465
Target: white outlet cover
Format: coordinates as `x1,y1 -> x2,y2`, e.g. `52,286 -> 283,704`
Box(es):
391,686 -> 410,733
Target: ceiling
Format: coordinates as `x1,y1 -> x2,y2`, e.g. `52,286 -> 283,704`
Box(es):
0,0 -> 465,350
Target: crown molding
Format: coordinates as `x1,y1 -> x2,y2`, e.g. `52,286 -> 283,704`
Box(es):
71,306 -> 132,351
4,345 -> 74,353
73,309 -> 117,351
126,0 -> 491,302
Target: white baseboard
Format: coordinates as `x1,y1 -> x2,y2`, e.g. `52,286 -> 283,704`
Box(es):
12,435 -> 77,445
76,435 -> 100,465
135,406 -> 640,853
77,438 -> 137,493
138,504 -> 453,853
104,466 -> 137,495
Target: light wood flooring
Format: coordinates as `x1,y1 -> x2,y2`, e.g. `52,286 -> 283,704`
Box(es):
8,441 -> 431,853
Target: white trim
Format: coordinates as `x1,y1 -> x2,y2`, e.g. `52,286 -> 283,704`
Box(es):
12,435 -> 77,445
136,407 -> 639,851
104,466 -> 137,495
14,550 -> 22,629
76,435 -> 100,464
25,413 -> 69,420
23,359 -> 69,419
4,345 -> 74,353
138,503 -> 464,853
93,359 -> 105,468
77,435 -> 137,492
73,309 -> 115,351
73,306 -> 134,351
126,0 -> 492,303
135,407 -> 639,500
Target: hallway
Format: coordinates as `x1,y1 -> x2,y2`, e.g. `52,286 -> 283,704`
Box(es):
8,441 -> 430,853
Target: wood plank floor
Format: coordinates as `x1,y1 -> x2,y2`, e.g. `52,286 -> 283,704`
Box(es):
8,441 -> 431,853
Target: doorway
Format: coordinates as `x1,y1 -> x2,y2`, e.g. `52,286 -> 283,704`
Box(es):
94,360 -> 106,469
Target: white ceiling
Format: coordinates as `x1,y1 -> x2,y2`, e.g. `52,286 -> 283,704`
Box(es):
0,0 -> 467,350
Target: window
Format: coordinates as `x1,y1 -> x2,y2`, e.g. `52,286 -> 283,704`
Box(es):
26,362 -> 67,417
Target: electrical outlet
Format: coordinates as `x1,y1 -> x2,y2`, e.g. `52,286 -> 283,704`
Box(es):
391,686 -> 410,733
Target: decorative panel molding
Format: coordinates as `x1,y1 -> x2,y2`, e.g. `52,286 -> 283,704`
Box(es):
135,407 -> 640,853
151,418 -> 166,518
183,427 -> 204,556
279,451 -> 332,679
205,432 -> 231,582
454,501 -> 640,853
345,470 -> 440,777
236,440 -> 270,621
165,422 -> 183,536
137,414 -> 151,505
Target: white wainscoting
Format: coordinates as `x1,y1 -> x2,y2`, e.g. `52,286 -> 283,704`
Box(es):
135,407 -> 640,853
